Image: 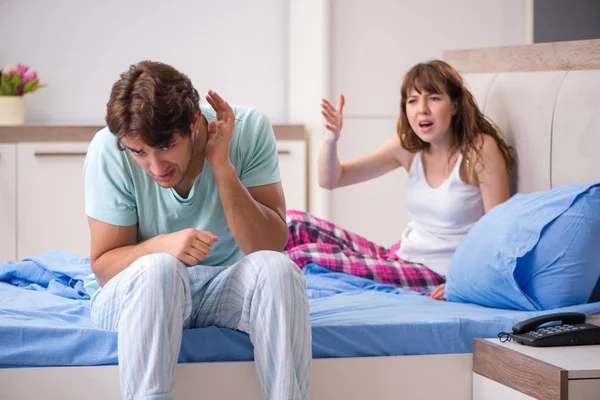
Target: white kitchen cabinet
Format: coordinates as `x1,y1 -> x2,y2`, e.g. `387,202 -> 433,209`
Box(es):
0,144 -> 17,262
277,139 -> 307,213
17,142 -> 91,259
11,137 -> 307,260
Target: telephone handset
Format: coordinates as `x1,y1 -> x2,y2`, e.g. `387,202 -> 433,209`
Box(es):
501,312 -> 600,347
512,312 -> 585,334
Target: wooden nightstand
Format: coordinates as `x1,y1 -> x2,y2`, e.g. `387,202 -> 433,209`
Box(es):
472,337 -> 600,399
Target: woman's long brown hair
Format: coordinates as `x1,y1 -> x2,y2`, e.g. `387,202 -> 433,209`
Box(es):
397,60 -> 512,184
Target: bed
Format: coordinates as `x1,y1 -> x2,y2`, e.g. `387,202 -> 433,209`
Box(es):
3,253 -> 600,399
1,38 -> 600,399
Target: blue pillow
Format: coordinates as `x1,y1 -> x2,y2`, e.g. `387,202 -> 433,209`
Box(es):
445,183 -> 600,311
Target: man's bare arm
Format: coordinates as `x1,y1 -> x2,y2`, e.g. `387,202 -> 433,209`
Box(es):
88,218 -> 158,287
213,164 -> 288,254
88,218 -> 218,287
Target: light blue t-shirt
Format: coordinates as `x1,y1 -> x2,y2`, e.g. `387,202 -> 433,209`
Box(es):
83,104 -> 281,295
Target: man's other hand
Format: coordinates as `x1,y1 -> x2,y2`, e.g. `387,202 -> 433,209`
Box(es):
161,228 -> 219,266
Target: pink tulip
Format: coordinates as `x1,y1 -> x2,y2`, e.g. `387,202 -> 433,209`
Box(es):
22,71 -> 37,84
16,64 -> 30,78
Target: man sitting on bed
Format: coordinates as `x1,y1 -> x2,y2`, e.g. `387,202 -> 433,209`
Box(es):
82,60 -> 311,400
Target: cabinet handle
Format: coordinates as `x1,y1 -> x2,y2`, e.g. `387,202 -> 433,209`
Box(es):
34,152 -> 88,157
277,150 -> 291,156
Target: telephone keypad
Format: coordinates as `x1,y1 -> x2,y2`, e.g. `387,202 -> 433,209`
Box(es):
527,324 -> 584,337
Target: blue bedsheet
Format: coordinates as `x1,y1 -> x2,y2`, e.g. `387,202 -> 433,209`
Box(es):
2,251 -> 600,368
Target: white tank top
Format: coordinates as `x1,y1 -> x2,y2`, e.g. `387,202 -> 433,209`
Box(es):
396,151 -> 485,276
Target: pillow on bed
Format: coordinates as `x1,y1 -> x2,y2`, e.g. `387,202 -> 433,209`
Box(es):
445,183 -> 600,311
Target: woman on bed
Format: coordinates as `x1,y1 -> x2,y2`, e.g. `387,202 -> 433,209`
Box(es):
285,59 -> 513,300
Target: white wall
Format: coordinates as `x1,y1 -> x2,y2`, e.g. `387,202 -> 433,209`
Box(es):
287,0 -> 332,219
0,0 -> 288,124
2,0 -> 532,246
327,0 -> 532,246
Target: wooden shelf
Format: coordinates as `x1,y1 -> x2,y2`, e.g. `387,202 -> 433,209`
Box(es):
0,124 -> 306,143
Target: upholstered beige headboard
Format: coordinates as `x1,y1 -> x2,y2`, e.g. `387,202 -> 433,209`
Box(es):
444,39 -> 600,194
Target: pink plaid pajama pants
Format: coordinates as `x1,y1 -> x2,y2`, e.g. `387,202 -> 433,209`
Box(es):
284,210 -> 445,292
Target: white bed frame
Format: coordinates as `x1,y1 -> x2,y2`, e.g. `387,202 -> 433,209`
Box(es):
2,39 -> 599,400
1,355 -> 473,399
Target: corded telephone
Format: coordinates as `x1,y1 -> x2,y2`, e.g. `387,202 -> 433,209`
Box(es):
499,312 -> 600,347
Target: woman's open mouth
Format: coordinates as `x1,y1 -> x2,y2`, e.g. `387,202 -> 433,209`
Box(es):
418,120 -> 434,133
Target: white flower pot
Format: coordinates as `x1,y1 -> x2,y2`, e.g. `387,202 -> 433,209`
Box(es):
0,96 -> 25,126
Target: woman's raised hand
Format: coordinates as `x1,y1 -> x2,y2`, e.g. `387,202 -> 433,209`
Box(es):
321,94 -> 345,143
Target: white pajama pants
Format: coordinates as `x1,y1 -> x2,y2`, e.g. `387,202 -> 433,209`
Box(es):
90,251 -> 312,400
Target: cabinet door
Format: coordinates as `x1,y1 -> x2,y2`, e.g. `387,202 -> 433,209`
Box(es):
0,144 -> 16,262
277,140 -> 307,212
17,143 -> 90,259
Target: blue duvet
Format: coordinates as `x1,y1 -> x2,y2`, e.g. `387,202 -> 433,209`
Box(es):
2,251 -> 600,368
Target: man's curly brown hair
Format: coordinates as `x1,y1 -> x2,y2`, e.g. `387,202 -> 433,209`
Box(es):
106,61 -> 200,150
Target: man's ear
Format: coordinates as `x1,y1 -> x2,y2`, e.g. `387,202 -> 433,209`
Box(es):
190,111 -> 201,137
